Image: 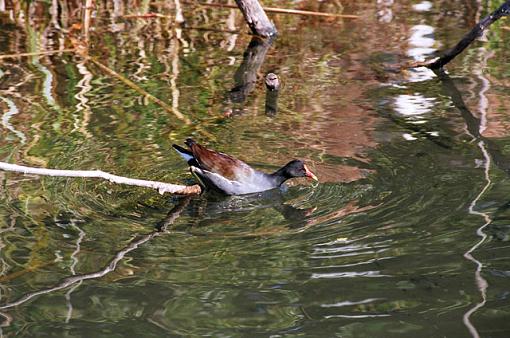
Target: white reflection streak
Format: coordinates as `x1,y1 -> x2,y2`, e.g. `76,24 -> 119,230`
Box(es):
321,298 -> 382,308
475,52 -> 493,135
406,24 -> 436,82
133,39 -> 148,82
74,61 -> 93,137
0,215 -> 16,277
413,1 -> 432,12
463,141 -> 490,338
174,0 -> 185,24
395,20 -> 438,139
376,0 -> 393,23
0,216 -> 17,333
33,61 -> 56,107
0,96 -> 27,144
312,247 -> 389,259
50,0 -> 61,30
69,222 -> 86,275
170,33 -> 182,117
65,220 -> 86,323
311,271 -> 390,279
462,47 -> 493,338
224,7 -> 238,51
324,314 -> 390,319
394,94 -> 435,117
312,256 -> 393,269
313,241 -> 390,254
64,281 -> 82,323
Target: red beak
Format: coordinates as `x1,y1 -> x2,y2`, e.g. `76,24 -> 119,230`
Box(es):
303,165 -> 318,181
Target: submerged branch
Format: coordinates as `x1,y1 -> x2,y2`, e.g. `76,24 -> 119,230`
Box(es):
409,1 -> 510,70
0,162 -> 201,195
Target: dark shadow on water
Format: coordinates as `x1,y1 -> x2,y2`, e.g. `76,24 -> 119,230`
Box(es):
435,69 -> 510,175
229,36 -> 274,114
265,87 -> 279,117
163,186 -> 316,231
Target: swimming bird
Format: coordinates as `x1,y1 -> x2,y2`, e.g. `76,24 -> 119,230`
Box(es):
172,138 -> 318,195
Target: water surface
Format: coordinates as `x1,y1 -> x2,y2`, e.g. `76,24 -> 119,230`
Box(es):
0,0 -> 510,337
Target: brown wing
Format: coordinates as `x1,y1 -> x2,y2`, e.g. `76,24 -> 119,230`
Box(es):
188,142 -> 253,181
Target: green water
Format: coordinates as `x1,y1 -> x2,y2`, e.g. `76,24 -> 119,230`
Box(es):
0,0 -> 509,337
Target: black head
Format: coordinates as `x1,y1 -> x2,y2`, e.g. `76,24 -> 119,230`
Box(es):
276,160 -> 318,181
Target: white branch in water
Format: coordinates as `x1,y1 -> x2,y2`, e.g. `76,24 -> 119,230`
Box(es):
0,162 -> 201,195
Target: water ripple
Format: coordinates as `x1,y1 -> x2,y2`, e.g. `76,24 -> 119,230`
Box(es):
0,96 -> 26,144
321,298 -> 384,308
324,314 -> 391,319
310,271 -> 391,279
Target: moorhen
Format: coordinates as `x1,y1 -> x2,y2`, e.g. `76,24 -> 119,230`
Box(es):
173,138 -> 318,195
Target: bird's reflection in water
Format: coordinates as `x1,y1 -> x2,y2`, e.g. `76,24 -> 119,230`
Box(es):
158,187 -> 316,232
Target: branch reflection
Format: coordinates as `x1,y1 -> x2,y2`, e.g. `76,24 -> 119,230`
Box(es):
0,197 -> 191,325
229,36 -> 274,110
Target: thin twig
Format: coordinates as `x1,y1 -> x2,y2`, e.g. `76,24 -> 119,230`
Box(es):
187,2 -> 359,19
0,49 -> 76,60
0,161 -> 201,195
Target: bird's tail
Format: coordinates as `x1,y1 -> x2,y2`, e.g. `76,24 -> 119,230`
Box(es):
172,144 -> 194,163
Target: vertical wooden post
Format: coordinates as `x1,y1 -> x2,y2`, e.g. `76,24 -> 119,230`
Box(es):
234,0 -> 277,37
82,0 -> 93,42
264,73 -> 279,116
